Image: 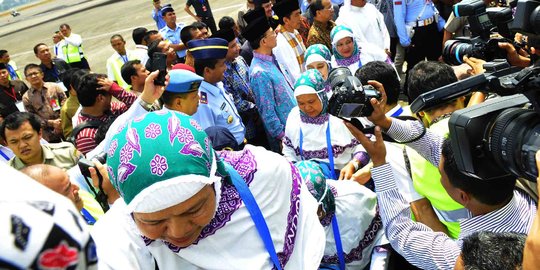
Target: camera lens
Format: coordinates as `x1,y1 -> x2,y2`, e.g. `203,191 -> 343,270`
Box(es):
442,40 -> 474,66
489,108 -> 540,181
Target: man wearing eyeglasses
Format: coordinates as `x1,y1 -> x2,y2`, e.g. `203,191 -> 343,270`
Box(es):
22,64 -> 66,143
306,0 -> 336,49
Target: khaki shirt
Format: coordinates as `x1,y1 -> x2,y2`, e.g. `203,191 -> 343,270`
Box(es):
8,142 -> 81,170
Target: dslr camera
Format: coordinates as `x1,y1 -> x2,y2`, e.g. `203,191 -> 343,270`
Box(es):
327,67 -> 381,119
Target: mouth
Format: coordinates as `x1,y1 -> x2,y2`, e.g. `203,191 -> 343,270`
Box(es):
20,149 -> 31,156
166,231 -> 198,247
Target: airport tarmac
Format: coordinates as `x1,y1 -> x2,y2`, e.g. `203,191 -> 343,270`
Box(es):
2,0 -> 246,75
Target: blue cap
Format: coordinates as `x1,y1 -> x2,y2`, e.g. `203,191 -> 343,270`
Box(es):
160,4 -> 174,16
187,38 -> 228,60
165,69 -> 203,93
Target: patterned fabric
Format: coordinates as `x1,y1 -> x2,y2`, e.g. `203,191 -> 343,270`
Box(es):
223,56 -> 257,139
283,136 -> 360,160
106,110 -> 227,213
330,25 -> 359,62
278,26 -> 307,73
249,52 -> 297,144
295,161 -> 336,222
306,20 -> 336,50
293,69 -> 328,119
304,44 -> 332,66
22,82 -> 67,142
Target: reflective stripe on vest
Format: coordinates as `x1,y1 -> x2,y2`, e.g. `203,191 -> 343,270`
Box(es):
109,56 -> 130,90
408,117 -> 465,239
62,43 -> 83,63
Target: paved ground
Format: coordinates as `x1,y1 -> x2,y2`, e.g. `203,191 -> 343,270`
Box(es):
2,0 -> 246,75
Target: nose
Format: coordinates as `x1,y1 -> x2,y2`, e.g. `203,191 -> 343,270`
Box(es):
166,216 -> 194,239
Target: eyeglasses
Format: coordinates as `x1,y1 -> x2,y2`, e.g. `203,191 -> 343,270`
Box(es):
324,5 -> 333,10
25,72 -> 41,78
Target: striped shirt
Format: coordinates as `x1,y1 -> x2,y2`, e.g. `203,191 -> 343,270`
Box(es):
370,118 -> 537,270
75,83 -> 137,155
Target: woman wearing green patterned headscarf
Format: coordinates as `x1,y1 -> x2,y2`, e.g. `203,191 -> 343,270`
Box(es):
92,110 -> 326,269
282,69 -> 369,180
295,160 -> 384,270
330,25 -> 389,74
304,44 -> 333,98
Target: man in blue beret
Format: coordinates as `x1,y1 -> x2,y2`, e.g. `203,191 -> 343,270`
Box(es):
188,38 -> 246,147
158,4 -> 188,62
160,69 -> 203,115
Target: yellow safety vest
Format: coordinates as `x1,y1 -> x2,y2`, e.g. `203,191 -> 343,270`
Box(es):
406,117 -> 470,239
108,56 -> 130,90
62,43 -> 84,63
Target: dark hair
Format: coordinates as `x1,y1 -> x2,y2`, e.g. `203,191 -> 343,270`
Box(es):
161,91 -> 190,107
355,61 -> 400,106
110,34 -> 124,42
309,0 -> 325,18
23,64 -> 42,76
121,60 -> 142,85
0,112 -> 42,140
181,25 -> 197,45
441,138 -> 516,205
132,27 -> 147,45
461,231 -> 526,270
60,68 -> 80,91
194,58 -> 219,77
219,16 -> 235,30
70,69 -> 90,91
192,21 -> 208,30
76,73 -> 108,107
0,50 -> 7,58
143,30 -> 160,45
59,23 -> 70,30
277,10 -> 295,25
408,61 -> 458,104
250,34 -> 265,50
33,43 -> 47,55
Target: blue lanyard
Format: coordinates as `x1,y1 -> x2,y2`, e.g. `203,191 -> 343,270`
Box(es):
332,215 -> 346,270
390,106 -> 403,117
0,149 -> 10,161
225,163 -> 283,270
121,55 -> 129,63
81,208 -> 96,225
299,121 -> 336,179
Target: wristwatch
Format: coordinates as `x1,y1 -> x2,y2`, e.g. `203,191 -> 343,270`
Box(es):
139,98 -> 154,111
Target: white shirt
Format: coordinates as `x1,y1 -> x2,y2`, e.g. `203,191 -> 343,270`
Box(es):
273,30 -> 305,85
133,45 -> 150,66
336,4 -> 390,51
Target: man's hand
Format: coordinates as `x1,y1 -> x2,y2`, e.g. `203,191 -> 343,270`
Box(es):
339,161 -> 357,180
89,159 -> 109,191
499,42 -> 531,68
351,163 -> 373,185
141,70 -> 169,105
345,125 -> 386,167
463,56 -> 486,75
366,80 -> 392,130
97,77 -> 114,92
50,119 -> 62,134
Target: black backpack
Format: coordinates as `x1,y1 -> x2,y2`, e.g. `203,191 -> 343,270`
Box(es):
67,120 -> 104,147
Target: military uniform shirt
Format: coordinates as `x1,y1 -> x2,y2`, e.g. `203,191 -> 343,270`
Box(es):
8,142 -> 81,170
192,81 -> 245,145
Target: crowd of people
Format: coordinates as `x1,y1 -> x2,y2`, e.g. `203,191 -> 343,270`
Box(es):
1,0 -> 540,269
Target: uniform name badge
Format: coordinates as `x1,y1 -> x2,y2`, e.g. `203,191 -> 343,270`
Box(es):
50,98 -> 61,111
200,92 -> 208,104
15,101 -> 25,112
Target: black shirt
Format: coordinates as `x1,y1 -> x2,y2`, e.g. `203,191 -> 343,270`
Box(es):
40,58 -> 71,83
0,80 -> 29,117
186,0 -> 213,17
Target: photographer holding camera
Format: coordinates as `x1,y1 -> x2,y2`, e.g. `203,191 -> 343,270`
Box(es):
345,81 -> 536,269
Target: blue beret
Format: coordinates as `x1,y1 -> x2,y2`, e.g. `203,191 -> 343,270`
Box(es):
160,4 -> 174,16
187,38 -> 228,60
165,69 -> 203,93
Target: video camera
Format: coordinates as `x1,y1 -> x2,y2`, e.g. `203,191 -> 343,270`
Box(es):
411,32 -> 540,182
327,67 -> 381,119
442,0 -> 513,65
